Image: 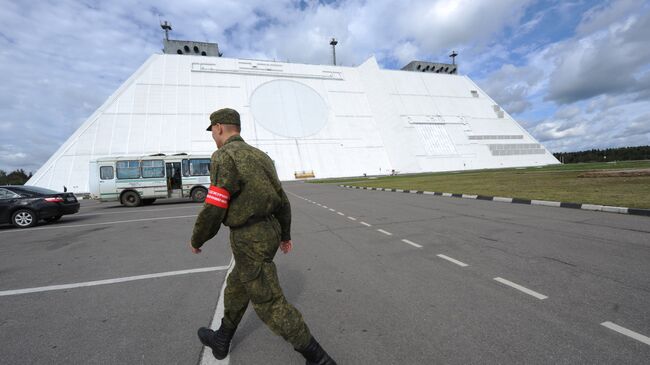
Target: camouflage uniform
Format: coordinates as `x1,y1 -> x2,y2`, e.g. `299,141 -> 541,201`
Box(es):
191,133 -> 312,350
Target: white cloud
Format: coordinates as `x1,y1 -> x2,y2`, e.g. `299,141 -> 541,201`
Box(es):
546,8 -> 650,104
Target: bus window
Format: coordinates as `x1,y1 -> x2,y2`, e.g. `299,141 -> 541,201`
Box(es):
141,160 -> 164,178
100,166 -> 114,180
116,160 -> 140,179
182,159 -> 190,177
189,159 -> 211,176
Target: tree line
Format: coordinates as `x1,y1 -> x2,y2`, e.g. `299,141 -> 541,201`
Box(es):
553,145 -> 650,164
0,169 -> 33,185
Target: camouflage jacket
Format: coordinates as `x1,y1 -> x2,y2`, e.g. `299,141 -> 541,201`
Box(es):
190,135 -> 292,248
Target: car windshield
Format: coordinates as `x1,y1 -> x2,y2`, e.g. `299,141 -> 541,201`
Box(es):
11,186 -> 61,195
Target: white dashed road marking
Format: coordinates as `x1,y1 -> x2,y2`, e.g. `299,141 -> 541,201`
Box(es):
401,239 -> 423,248
601,322 -> 650,346
494,277 -> 548,300
337,212 -> 345,216
437,254 -> 468,267
329,208 -> 336,212
360,222 -> 372,227
377,229 -> 393,236
0,265 -> 230,297
347,216 -> 357,221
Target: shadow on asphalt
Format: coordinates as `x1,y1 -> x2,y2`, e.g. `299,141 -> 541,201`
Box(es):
231,267 -> 307,350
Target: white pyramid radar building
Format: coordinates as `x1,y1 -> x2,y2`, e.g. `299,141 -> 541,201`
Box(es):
28,50 -> 559,194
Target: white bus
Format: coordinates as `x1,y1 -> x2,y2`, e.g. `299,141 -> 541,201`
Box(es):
92,154 -> 212,207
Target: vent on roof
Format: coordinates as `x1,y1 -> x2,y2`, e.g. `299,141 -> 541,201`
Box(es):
471,90 -> 479,97
193,46 -> 199,53
184,45 -> 190,52
177,49 -> 183,54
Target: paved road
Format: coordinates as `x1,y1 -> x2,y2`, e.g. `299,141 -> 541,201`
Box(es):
0,199 -> 230,364
1,183 -> 649,364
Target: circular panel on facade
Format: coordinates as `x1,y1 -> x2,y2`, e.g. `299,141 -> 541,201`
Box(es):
249,80 -> 328,138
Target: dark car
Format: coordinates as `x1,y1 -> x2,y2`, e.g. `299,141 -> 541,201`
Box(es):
0,185 -> 80,228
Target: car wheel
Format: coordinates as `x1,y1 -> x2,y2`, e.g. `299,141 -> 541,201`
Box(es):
12,209 -> 38,228
191,187 -> 208,202
121,191 -> 142,207
142,198 -> 156,206
44,215 -> 63,223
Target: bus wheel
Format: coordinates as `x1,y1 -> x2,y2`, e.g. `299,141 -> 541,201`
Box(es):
121,191 -> 142,207
191,187 -> 207,202
142,199 -> 156,206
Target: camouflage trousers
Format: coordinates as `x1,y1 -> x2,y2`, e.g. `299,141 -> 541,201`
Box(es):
222,216 -> 311,350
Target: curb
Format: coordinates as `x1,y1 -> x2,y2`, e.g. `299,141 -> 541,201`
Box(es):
339,185 -> 650,217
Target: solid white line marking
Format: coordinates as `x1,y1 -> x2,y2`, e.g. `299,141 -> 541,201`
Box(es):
360,221 -> 372,227
200,257 -> 235,365
329,208 -> 336,212
601,322 -> 650,346
76,205 -> 199,217
0,215 -> 199,234
337,212 -> 345,216
377,229 -> 393,236
0,265 -> 230,297
402,239 -> 423,248
347,216 -> 357,221
437,254 -> 468,267
494,277 -> 548,300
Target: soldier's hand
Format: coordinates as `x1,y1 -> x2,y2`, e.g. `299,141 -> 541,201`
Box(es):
190,242 -> 202,254
280,240 -> 292,254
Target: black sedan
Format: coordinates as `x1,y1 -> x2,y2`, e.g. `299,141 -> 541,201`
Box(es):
0,185 -> 80,228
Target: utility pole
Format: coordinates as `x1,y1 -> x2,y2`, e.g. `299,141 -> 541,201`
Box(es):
329,38 -> 338,65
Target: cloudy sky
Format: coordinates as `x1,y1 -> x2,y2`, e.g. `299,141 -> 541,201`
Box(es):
1,0 -> 649,172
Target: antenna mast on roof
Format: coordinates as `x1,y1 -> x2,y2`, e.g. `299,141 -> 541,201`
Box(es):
161,21 -> 172,41
329,38 -> 338,66
449,50 -> 458,65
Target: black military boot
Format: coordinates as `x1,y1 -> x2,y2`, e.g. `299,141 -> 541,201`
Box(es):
295,336 -> 337,365
197,320 -> 236,360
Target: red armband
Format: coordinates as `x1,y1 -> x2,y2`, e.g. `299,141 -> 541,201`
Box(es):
205,186 -> 230,208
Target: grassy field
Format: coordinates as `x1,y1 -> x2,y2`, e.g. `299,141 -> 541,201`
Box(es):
309,161 -> 650,209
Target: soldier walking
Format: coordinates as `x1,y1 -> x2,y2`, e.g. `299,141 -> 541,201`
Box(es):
190,108 -> 336,365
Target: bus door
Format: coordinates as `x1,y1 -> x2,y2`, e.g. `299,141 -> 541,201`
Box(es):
166,162 -> 183,198
98,164 -> 117,201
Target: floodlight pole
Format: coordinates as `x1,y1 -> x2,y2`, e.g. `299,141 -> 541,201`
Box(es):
330,38 -> 338,66
161,21 -> 172,41
449,50 -> 458,65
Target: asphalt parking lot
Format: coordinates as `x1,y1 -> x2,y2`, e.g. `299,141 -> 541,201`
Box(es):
1,182 -> 649,364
